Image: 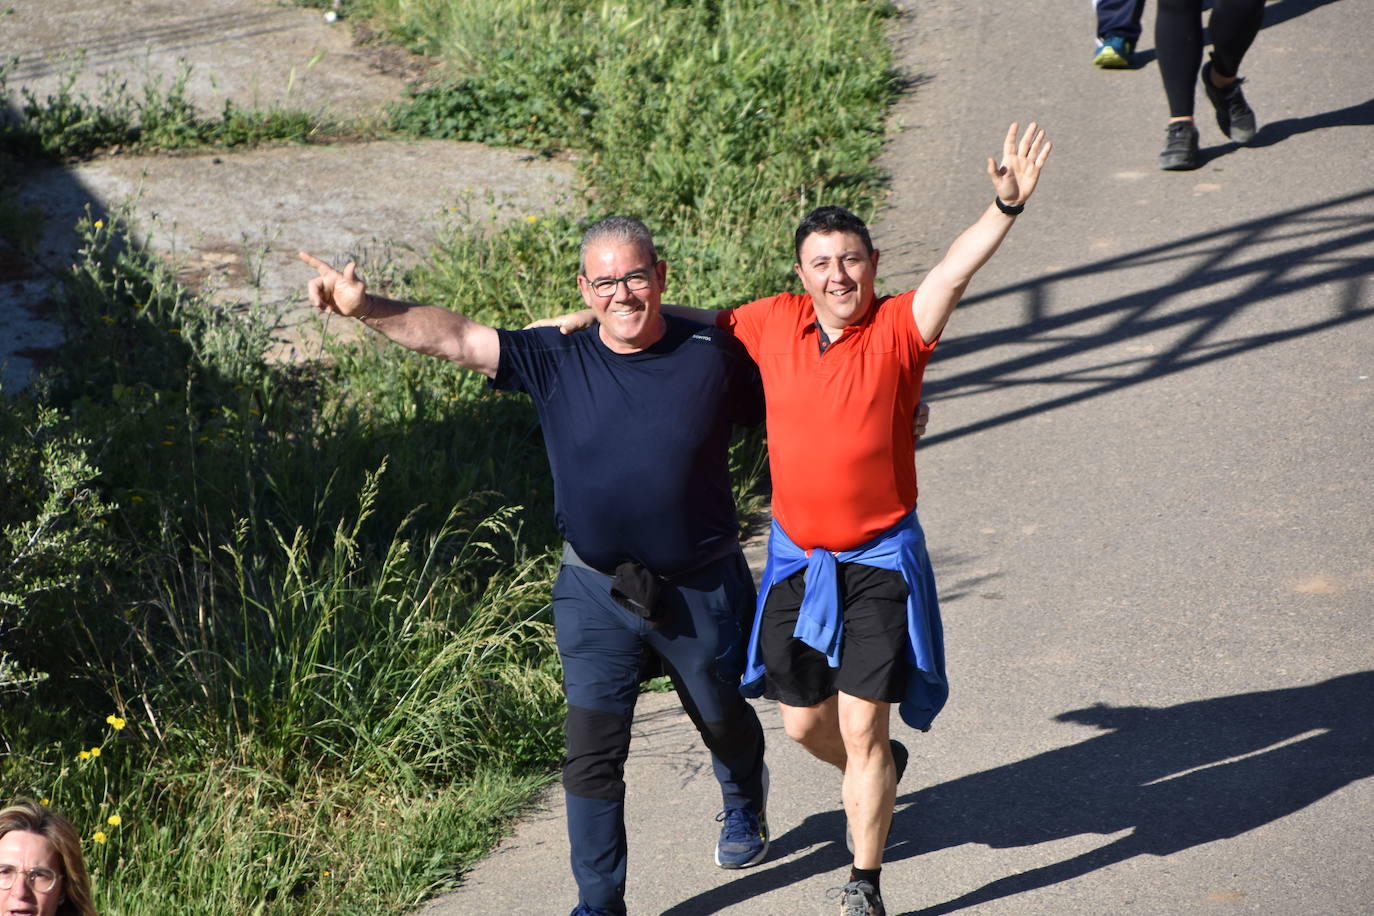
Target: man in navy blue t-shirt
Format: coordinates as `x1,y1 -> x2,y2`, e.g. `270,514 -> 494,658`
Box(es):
299,216 -> 769,916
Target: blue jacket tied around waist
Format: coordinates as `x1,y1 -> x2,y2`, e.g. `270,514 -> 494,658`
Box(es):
741,510 -> 948,731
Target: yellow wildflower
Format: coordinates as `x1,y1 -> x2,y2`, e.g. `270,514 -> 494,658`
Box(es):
90,747 -> 101,757
107,815 -> 122,827
106,715 -> 127,730
40,798 -> 50,806
92,832 -> 107,844
78,751 -> 91,760
94,220 -> 105,230
526,215 -> 538,223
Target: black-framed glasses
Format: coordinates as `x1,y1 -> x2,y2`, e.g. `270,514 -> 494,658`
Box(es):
584,269 -> 655,298
0,864 -> 62,894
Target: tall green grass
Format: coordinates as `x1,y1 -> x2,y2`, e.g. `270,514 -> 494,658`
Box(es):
386,0 -> 898,304
2,0 -> 902,910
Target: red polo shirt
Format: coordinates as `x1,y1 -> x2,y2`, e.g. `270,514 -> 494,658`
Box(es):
716,289 -> 935,552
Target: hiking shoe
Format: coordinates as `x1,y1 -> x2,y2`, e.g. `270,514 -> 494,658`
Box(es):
1092,35 -> 1133,69
845,739 -> 909,854
569,905 -> 618,916
832,879 -> 887,916
715,764 -> 769,868
1158,121 -> 1200,171
1201,60 -> 1257,143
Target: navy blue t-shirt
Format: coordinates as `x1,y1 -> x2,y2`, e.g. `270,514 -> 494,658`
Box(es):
490,316 -> 763,577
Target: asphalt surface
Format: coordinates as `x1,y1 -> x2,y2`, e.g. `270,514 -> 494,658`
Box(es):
5,0 -> 1370,913
423,0 -> 1374,914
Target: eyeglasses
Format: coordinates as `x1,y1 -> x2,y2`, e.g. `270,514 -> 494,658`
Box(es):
584,269 -> 655,298
0,864 -> 61,894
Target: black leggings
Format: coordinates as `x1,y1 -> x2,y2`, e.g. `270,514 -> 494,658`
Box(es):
1155,0 -> 1265,117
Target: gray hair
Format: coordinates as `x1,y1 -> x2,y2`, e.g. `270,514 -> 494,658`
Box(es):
579,216 -> 658,273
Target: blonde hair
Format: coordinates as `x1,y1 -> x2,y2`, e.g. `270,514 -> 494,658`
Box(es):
0,800 -> 98,916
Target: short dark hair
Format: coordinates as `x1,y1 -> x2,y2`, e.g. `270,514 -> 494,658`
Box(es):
579,216 -> 658,274
794,206 -> 874,262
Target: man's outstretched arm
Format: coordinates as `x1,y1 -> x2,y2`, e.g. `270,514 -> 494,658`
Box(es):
523,303 -> 717,334
299,252 -> 501,378
912,122 -> 1052,344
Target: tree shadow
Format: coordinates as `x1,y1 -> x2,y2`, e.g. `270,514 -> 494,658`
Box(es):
917,187 -> 1374,447
665,671 -> 1373,914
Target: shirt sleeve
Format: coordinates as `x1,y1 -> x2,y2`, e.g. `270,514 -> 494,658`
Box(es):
882,289 -> 938,357
714,295 -> 778,361
488,327 -> 567,399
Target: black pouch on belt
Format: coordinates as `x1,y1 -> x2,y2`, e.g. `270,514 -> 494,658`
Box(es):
610,560 -> 666,624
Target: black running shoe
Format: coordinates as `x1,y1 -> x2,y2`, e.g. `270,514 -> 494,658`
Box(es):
1201,60 -> 1257,143
1159,121 -> 1200,171
833,879 -> 887,916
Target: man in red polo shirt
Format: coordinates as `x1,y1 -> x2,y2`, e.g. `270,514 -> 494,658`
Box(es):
535,122 -> 1051,915
723,122 -> 1050,916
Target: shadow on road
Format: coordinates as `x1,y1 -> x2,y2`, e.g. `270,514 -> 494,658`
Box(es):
665,671 -> 1373,914
917,188 -> 1374,448
1,97 -> 116,390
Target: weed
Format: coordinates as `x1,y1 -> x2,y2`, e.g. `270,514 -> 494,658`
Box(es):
2,0 -> 902,910
0,58 -> 337,161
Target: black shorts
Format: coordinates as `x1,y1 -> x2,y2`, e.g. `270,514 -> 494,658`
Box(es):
758,562 -> 910,707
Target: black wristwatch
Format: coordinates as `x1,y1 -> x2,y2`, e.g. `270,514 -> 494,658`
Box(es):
994,196 -> 1025,216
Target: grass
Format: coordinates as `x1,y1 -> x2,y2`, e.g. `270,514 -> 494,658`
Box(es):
0,58 -> 342,161
1,0 -> 902,911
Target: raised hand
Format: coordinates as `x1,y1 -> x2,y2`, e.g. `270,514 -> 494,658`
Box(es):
298,251 -> 369,318
987,122 -> 1052,207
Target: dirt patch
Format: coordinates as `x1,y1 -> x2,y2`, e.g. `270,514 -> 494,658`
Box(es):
1,0 -> 580,390
2,0 -> 413,120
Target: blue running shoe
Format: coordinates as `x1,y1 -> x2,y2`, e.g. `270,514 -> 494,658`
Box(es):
714,764 -> 770,868
1092,35 -> 1133,69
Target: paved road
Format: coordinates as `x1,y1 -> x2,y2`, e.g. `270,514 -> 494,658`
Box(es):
424,0 -> 1374,913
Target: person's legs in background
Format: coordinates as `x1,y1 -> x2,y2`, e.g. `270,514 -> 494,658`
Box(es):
1093,0 -> 1147,68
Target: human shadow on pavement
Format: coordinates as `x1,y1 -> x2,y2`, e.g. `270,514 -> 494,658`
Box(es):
917,187 -> 1374,448
888,671 -> 1374,914
1258,0 -> 1347,32
663,671 -> 1373,915
1248,97 -> 1374,148
1199,97 -> 1374,166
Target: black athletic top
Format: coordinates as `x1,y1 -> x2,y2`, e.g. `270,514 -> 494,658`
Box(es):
491,316 -> 762,576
